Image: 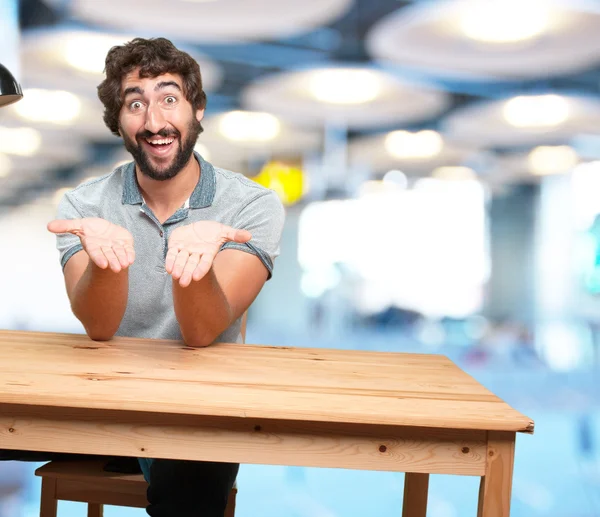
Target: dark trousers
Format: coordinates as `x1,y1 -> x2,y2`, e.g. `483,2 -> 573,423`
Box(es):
0,450 -> 239,517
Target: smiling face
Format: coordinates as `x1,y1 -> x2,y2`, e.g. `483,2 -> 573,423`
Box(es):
118,70 -> 204,181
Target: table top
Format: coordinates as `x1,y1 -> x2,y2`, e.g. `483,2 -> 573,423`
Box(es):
0,330 -> 533,433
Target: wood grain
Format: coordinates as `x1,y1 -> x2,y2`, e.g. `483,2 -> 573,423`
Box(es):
477,431 -> 516,517
1,405 -> 488,475
402,473 -> 429,517
56,478 -> 147,508
0,330 -> 534,433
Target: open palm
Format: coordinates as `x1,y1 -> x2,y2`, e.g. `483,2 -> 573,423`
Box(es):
166,221 -> 251,287
47,217 -> 135,272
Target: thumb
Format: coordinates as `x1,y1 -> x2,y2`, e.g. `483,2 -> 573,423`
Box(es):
225,228 -> 252,243
47,219 -> 83,235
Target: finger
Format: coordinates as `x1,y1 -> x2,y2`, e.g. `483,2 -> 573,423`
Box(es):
172,250 -> 189,280
165,245 -> 181,274
224,228 -> 252,243
102,247 -> 122,273
112,244 -> 130,269
124,243 -> 136,265
47,219 -> 83,235
86,246 -> 109,270
192,251 -> 217,282
179,253 -> 200,288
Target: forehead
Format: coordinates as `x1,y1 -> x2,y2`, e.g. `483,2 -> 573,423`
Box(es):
121,70 -> 183,94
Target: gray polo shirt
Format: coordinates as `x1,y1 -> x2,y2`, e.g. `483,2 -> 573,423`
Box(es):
55,152 -> 285,344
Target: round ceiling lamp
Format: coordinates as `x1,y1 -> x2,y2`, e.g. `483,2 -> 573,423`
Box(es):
242,66 -> 449,129
348,130 -> 475,175
218,111 -> 281,142
20,29 -> 223,98
443,94 -> 600,148
0,88 -> 119,142
528,145 -> 579,175
460,0 -> 550,44
64,0 -> 352,43
366,0 -> 600,80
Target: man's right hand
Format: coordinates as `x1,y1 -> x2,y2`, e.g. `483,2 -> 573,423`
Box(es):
47,218 -> 135,273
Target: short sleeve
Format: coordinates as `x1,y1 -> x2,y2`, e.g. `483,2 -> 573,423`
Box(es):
220,190 -> 285,279
55,192 -> 85,269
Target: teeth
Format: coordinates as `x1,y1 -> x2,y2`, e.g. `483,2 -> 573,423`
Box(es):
146,138 -> 174,145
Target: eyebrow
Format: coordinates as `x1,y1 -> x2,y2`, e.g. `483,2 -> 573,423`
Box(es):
122,81 -> 182,99
123,86 -> 143,98
155,81 -> 182,92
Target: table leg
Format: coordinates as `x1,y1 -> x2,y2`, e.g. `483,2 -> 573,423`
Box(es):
402,472 -> 429,517
87,503 -> 103,517
477,431 -> 516,517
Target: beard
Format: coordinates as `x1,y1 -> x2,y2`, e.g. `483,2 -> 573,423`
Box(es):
121,117 -> 203,181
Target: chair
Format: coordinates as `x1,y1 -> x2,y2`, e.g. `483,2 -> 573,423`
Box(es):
35,460 -> 237,517
35,313 -> 247,517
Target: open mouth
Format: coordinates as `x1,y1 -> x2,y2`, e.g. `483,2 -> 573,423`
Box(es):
142,136 -> 177,156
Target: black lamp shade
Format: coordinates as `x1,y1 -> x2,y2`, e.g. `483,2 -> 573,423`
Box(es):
0,63 -> 23,108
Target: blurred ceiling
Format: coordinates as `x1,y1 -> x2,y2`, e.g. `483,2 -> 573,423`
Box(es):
1,0 -> 600,210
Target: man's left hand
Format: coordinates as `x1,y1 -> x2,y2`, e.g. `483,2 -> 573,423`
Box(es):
166,221 -> 251,287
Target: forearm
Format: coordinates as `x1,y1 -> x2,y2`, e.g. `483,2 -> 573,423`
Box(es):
173,268 -> 233,347
70,262 -> 129,341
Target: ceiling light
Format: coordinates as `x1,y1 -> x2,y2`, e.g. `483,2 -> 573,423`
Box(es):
308,69 -> 381,105
432,166 -> 477,181
14,89 -> 81,124
528,145 -> 578,175
0,126 -> 42,156
219,111 -> 280,142
63,34 -> 130,75
0,154 -> 11,178
385,130 -> 443,159
503,95 -> 569,128
460,0 -> 549,44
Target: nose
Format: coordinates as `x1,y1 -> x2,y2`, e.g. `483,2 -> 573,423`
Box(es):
144,103 -> 167,134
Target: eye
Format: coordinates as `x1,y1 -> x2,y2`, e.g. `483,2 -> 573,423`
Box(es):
129,100 -> 143,110
165,96 -> 177,104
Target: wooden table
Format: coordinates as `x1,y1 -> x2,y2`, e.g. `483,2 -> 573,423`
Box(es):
0,330 -> 533,517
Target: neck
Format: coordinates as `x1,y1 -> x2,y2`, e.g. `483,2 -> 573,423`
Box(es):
136,156 -> 200,223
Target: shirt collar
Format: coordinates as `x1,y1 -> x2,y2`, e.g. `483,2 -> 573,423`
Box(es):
121,151 -> 216,209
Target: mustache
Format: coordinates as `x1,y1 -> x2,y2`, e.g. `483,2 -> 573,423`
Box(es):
137,129 -> 180,139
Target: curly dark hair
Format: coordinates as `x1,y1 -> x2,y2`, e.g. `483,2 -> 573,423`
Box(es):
97,37 -> 207,136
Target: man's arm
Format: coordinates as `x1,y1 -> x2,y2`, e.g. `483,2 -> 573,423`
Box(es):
173,249 -> 268,347
48,217 -> 135,341
167,190 -> 284,347
63,251 -> 129,341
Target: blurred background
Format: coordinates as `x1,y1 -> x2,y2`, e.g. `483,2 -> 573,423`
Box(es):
1,0 -> 600,515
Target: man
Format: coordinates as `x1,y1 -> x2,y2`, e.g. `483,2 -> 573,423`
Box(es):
1,37 -> 285,517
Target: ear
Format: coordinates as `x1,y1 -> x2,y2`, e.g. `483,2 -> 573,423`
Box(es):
196,108 -> 205,123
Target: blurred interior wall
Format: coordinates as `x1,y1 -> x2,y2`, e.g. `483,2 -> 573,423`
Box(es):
485,184 -> 539,325
0,202 -> 80,332
249,206 -> 310,335
534,174 -> 577,322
